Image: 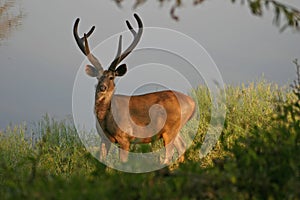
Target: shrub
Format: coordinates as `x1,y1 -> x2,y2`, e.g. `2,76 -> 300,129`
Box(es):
0,64 -> 300,199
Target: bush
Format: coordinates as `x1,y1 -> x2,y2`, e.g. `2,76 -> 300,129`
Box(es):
0,64 -> 300,199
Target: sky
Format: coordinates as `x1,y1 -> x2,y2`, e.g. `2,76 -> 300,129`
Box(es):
0,0 -> 300,129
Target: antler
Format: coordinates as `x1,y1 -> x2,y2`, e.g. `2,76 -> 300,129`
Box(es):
108,13 -> 143,71
73,18 -> 103,73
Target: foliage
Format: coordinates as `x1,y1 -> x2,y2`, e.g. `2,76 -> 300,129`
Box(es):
114,0 -> 300,32
1,69 -> 300,199
0,0 -> 24,42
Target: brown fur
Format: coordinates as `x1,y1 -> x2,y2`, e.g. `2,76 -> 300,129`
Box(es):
73,14 -> 196,163
95,71 -> 195,163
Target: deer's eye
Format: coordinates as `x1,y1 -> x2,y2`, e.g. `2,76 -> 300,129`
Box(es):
109,76 -> 114,80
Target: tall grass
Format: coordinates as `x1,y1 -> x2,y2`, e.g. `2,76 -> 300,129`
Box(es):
0,75 -> 299,199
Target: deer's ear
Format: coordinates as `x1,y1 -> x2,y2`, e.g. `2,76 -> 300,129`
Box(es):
115,64 -> 127,77
85,65 -> 99,77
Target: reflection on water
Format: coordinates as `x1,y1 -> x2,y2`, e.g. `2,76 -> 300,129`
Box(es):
0,0 -> 24,43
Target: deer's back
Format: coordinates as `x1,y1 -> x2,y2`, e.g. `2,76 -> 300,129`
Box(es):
113,90 -> 195,127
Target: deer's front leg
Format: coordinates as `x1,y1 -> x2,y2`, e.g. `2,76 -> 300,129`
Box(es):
118,139 -> 131,163
96,120 -> 112,160
100,138 -> 111,161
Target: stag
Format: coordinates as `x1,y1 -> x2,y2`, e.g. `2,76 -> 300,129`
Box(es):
73,14 -> 195,164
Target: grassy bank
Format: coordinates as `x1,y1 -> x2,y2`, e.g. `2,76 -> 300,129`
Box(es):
0,78 -> 299,199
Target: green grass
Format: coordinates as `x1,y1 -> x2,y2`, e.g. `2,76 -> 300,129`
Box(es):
0,77 -> 299,199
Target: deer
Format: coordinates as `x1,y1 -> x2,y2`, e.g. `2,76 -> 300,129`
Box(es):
73,14 -> 196,164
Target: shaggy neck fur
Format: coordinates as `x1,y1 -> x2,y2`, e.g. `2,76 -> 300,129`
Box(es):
94,93 -> 113,121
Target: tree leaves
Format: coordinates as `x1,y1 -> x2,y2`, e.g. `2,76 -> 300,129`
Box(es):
113,0 -> 300,32
0,0 -> 24,43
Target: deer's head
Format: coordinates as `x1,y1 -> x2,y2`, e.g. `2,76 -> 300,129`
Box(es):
73,14 -> 143,99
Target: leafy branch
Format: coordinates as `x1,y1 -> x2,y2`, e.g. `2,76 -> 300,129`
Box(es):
244,0 -> 300,32
113,0 -> 300,32
291,59 -> 300,99
0,0 -> 24,42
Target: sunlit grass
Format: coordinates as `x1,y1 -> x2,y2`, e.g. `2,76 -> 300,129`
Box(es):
0,78 -> 299,199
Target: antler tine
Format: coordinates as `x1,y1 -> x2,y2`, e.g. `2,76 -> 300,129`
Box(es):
126,20 -> 137,36
109,13 -> 143,71
116,35 -> 123,60
110,35 -> 123,69
83,33 -> 90,55
73,18 -> 95,56
83,34 -> 103,73
73,18 -> 103,72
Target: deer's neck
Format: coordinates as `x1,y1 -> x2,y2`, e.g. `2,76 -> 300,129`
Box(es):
94,93 -> 113,121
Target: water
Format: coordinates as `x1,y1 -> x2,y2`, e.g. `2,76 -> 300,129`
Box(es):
0,0 -> 300,129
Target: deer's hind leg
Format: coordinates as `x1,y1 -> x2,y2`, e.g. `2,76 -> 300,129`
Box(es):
162,140 -> 174,164
173,135 -> 186,163
161,126 -> 181,164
